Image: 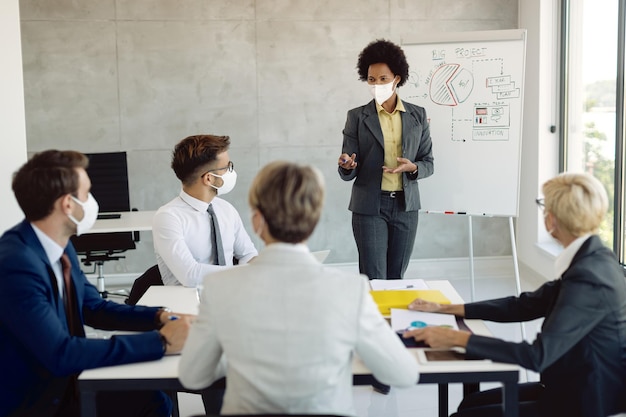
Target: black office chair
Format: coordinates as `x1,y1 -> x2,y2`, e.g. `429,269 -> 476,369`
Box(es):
71,152 -> 138,298
126,265 -> 163,305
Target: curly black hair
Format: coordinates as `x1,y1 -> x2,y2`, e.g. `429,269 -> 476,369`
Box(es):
356,39 -> 409,87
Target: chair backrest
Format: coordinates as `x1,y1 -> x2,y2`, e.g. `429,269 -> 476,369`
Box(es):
126,265 -> 163,305
71,152 -> 137,258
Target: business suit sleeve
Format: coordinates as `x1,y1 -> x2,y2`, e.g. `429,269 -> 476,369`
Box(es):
405,105 -> 434,181
0,249 -> 164,378
354,278 -> 419,387
179,277 -> 226,389
338,109 -> 359,181
465,281 -> 559,323
57,244 -> 164,332
466,273 -> 610,372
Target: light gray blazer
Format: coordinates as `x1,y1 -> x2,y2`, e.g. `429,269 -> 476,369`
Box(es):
179,243 -> 419,416
339,99 -> 434,215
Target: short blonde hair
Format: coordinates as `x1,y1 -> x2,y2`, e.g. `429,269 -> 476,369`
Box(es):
542,172 -> 608,236
249,161 -> 325,243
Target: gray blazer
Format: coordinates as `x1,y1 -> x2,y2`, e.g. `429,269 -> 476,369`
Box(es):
338,99 -> 434,215
179,244 -> 419,415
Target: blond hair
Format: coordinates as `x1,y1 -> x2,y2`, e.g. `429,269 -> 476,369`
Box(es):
542,172 -> 608,236
249,161 -> 325,243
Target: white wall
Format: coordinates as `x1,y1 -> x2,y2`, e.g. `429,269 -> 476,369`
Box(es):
517,0 -> 561,279
0,0 -> 28,231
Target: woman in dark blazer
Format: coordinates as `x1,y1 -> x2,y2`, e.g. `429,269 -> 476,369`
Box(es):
405,172 -> 626,417
338,39 -> 434,280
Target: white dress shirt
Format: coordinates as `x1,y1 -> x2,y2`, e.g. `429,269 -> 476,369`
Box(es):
553,233 -> 592,278
179,243 -> 419,415
153,190 -> 257,287
31,224 -> 65,298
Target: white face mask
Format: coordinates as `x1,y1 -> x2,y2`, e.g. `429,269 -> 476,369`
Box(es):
209,170 -> 237,196
68,193 -> 99,236
369,79 -> 397,105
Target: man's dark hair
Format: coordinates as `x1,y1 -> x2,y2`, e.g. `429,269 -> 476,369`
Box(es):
12,150 -> 88,221
171,135 -> 230,186
356,39 -> 410,87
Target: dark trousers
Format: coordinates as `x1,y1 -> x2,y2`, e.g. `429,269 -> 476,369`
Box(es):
451,382 -> 544,417
352,192 -> 419,280
200,378 -> 226,415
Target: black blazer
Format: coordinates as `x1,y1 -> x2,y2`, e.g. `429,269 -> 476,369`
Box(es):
465,235 -> 626,417
338,99 -> 434,215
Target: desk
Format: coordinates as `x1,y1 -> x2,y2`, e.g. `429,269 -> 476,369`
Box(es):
90,210 -> 156,233
81,211 -> 156,295
79,282 -> 520,417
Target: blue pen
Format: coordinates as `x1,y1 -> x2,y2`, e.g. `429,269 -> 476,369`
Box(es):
167,315 -> 179,321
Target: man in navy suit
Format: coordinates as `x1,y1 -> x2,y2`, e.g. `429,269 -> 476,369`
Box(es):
0,150 -> 191,417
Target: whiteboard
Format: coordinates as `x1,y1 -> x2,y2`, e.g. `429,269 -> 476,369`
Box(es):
402,30 -> 526,217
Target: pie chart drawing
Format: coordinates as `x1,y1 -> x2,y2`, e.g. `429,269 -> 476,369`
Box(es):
429,64 -> 474,106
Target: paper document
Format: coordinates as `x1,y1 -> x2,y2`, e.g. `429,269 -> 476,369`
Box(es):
390,308 -> 459,332
369,278 -> 428,290
370,289 -> 451,315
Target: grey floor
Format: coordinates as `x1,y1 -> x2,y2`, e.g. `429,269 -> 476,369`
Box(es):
159,257 -> 546,417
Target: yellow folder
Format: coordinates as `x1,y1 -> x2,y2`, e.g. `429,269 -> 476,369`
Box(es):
369,290 -> 451,315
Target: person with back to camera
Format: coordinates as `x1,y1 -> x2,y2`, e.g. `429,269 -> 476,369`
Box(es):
404,172 -> 626,417
338,39 -> 434,282
179,161 -> 419,416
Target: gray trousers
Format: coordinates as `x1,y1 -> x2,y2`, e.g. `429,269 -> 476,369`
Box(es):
352,192 -> 419,280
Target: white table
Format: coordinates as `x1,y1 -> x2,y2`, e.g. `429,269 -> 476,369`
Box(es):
78,282 -> 520,417
137,286 -> 200,315
90,210 -> 157,233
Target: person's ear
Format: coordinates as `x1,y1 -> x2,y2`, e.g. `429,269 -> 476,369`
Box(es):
544,211 -> 558,235
60,194 -> 74,215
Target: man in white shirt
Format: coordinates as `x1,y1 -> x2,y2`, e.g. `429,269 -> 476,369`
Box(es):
153,134 -> 257,287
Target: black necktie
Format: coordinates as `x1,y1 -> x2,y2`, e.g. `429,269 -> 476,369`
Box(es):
207,204 -> 226,265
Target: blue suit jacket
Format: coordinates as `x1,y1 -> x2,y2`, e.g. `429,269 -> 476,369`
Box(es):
465,235 -> 626,417
0,220 -> 165,416
338,99 -> 434,215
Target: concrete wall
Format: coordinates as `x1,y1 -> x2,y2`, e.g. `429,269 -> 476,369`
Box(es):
20,0 -> 519,275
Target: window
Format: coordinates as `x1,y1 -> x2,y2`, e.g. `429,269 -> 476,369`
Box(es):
560,0 -> 626,264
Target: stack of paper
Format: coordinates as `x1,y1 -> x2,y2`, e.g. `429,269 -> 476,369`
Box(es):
390,308 -> 459,332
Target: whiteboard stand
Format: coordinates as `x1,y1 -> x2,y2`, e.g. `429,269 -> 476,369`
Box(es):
468,216 -> 476,302
509,216 -> 529,382
466,215 -> 528,380
508,217 -> 529,369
